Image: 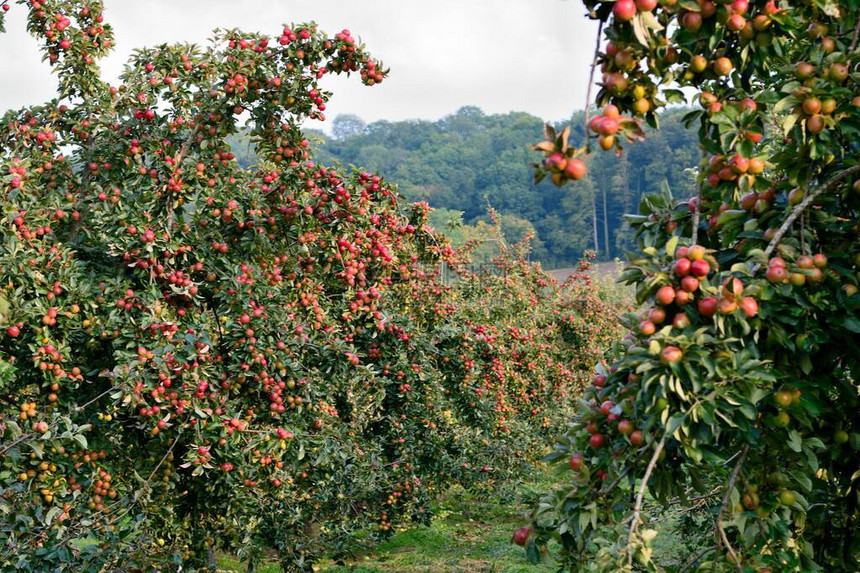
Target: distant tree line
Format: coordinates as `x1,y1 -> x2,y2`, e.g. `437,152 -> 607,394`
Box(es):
230,106 -> 700,268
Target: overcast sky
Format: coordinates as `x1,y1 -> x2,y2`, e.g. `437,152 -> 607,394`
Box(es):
0,0 -> 598,131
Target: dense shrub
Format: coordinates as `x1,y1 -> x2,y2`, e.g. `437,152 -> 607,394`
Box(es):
0,2 -> 622,570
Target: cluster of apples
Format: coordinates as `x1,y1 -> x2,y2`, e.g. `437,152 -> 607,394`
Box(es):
543,152 -> 587,186
765,253 -> 829,286
588,105 -> 631,151
637,245 -> 759,359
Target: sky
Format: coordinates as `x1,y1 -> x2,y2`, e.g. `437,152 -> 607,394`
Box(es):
0,0 -> 598,131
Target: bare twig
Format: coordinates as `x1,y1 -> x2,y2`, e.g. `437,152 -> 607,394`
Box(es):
715,445 -> 749,572
627,433 -> 668,567
850,18 -> 860,52
678,545 -> 716,573
75,386 -> 114,412
582,20 -> 604,153
763,163 -> 860,259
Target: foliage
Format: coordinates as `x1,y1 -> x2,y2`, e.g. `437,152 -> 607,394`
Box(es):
0,2 -> 622,570
525,0 -> 860,570
262,106 -> 699,266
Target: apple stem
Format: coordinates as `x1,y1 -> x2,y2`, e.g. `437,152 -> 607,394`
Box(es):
715,444 -> 749,572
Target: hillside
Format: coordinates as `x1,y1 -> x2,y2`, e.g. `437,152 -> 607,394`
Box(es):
293,107 -> 701,267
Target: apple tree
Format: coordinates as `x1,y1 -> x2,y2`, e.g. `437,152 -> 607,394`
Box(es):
527,0 -> 860,570
0,1 -> 623,570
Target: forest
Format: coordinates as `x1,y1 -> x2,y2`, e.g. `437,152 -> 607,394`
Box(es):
229,107 -> 701,267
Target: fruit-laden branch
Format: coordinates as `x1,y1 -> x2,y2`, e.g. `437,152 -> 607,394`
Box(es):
715,445 -> 749,572
582,20 -> 604,153
626,433 -> 667,566
763,163 -> 860,259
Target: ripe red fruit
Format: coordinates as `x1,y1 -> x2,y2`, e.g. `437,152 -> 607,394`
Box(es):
661,346 -> 683,364
587,420 -> 599,435
674,258 -> 691,276
690,259 -> 710,278
802,97 -> 822,116
629,430 -> 644,446
812,253 -> 828,268
721,277 -> 744,298
512,526 -> 531,546
674,290 -> 692,306
635,0 -> 658,11
739,297 -> 758,317
589,433 -> 606,448
687,245 -> 706,261
672,313 -> 690,329
649,307 -> 666,324
718,297 -> 738,314
655,285 -> 676,306
681,11 -> 702,32
766,265 -> 788,283
797,255 -> 814,270
639,320 -> 656,336
592,374 -> 607,387
600,400 -> 616,416
680,276 -> 699,293
603,104 -> 620,118
569,454 -> 584,471
564,158 -> 587,181
613,0 -> 637,21
698,297 -> 718,317
617,420 -> 633,435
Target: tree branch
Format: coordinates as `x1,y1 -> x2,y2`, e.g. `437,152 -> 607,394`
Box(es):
763,163 -> 860,259
850,18 -> 860,53
715,444 -> 749,572
582,20 -> 604,153
678,545 -> 716,573
627,433 -> 667,567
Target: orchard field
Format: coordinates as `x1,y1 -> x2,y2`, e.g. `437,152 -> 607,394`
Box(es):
0,0 -> 858,572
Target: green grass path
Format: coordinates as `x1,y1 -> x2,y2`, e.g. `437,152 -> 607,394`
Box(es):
217,475 -> 558,573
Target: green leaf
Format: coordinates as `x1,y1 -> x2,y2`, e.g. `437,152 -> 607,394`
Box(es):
787,430 -> 802,452
665,235 -> 679,258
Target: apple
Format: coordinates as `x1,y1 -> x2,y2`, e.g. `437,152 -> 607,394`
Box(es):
713,57 -> 734,77
655,285 -> 676,306
613,0 -> 637,20
721,277 -> 744,298
690,259 -> 711,278
766,265 -> 788,283
564,158 -> 587,181
589,433 -> 606,449
672,313 -> 690,329
698,297 -> 718,317
629,430 -> 644,446
661,345 -> 683,364
592,374 -> 607,388
512,526 -> 531,546
600,400 -> 616,415
674,258 -> 692,276
649,307 -> 667,324
617,420 -> 633,435
680,276 -> 699,293
569,454 -> 585,471
739,297 -> 758,317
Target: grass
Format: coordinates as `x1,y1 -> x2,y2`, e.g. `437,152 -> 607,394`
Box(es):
216,472 -> 560,573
